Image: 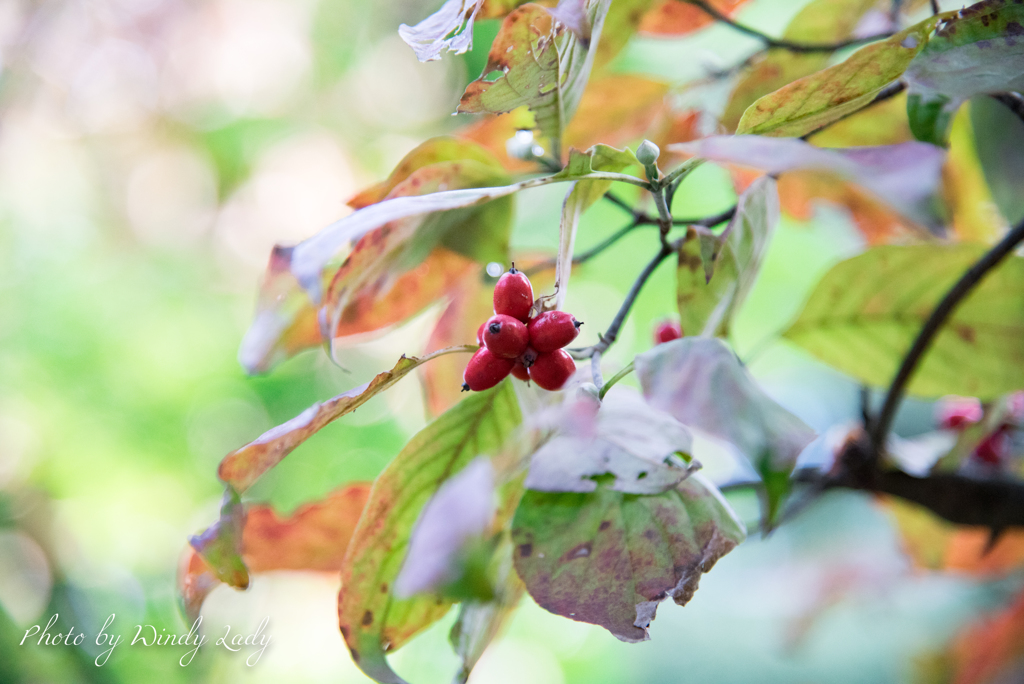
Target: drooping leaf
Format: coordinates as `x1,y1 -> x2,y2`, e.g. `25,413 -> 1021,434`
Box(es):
188,489 -> 249,589
394,458 -> 496,598
180,483 -> 371,621
563,74 -> 669,152
219,348 -> 475,494
243,482 -> 372,573
676,176 -> 779,337
736,15 -> 944,138
457,0 -> 613,156
635,338 -> 817,526
511,474 -> 745,642
721,0 -> 882,131
338,381 -> 522,684
944,105 -> 1008,242
524,388 -> 697,494
348,137 -> 507,209
905,0 -> 1024,145
638,0 -> 748,36
399,0 -> 484,62
783,243 -> 1024,399
672,135 -> 945,228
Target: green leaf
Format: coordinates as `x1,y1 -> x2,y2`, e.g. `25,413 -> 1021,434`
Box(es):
676,177 -> 779,338
523,389 -> 697,495
457,0 -> 613,155
511,474 -> 745,642
904,0 -> 1024,146
338,380 -> 522,684
188,489 -> 248,589
219,348 -> 474,493
783,243 -> 1024,399
737,15 -> 943,138
635,338 -> 817,527
721,0 -> 880,131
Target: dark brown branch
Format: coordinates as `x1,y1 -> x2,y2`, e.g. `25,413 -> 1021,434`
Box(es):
569,241 -> 676,358
802,81 -> 908,140
992,91 -> 1024,124
870,217 -> 1024,452
682,0 -> 892,53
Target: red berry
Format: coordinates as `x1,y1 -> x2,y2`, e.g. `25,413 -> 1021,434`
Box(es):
493,267 -> 533,322
482,314 -> 529,359
462,348 -> 515,392
936,396 -> 983,430
527,311 -> 582,352
476,322 -> 486,346
529,349 -> 576,391
511,361 -> 530,382
654,320 -> 683,344
974,426 -> 1011,465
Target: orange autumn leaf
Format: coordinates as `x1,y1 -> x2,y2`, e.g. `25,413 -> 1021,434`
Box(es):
639,0 -> 748,36
178,549 -> 221,623
458,106 -> 542,174
244,483 -> 373,573
951,587 -> 1024,684
563,74 -> 670,153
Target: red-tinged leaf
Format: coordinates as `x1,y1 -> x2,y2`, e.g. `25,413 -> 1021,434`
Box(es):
219,348 -> 474,494
673,135 -> 946,229
243,482 -> 372,573
511,474 -> 745,642
563,74 -> 670,153
178,549 -> 221,624
457,106 -> 542,174
348,137 -> 506,210
189,489 -> 249,589
638,0 -> 747,36
636,338 -> 817,526
737,15 -> 944,138
721,0 -> 881,131
950,586 -> 1024,684
339,381 -> 522,684
457,0 -> 613,155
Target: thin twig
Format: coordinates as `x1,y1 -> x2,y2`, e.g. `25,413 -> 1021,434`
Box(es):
569,241 -> 676,359
674,205 -> 737,227
801,81 -> 908,140
930,0 -> 941,15
992,92 -> 1024,123
591,351 -> 604,389
652,188 -> 674,248
870,217 -> 1024,452
598,362 -> 635,400
682,0 -> 892,53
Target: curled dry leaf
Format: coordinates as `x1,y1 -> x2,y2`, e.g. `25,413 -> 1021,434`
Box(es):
511,473 -> 745,642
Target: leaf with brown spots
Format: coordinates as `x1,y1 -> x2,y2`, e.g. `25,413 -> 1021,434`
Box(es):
338,381 -> 521,684
511,474 -> 745,642
721,0 -> 881,131
457,0 -> 613,156
219,348 -> 475,494
638,0 -> 748,36
905,0 -> 1024,145
676,176 -> 778,338
737,15 -> 944,138
783,243 -> 1024,399
635,338 -> 817,527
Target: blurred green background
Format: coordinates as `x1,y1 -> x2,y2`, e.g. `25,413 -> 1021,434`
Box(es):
0,0 -> 1019,682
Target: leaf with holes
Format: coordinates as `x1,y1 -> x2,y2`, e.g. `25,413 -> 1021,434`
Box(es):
721,0 -> 882,131
524,388 -> 698,495
635,338 -> 817,526
783,243 -> 1024,399
676,176 -> 779,338
511,474 -> 745,642
457,0 -> 612,156
338,381 -> 521,684
736,15 -> 943,138
219,349 -> 474,494
905,0 -> 1024,145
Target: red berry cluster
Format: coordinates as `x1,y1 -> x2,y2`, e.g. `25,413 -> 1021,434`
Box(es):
463,267 -> 582,392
